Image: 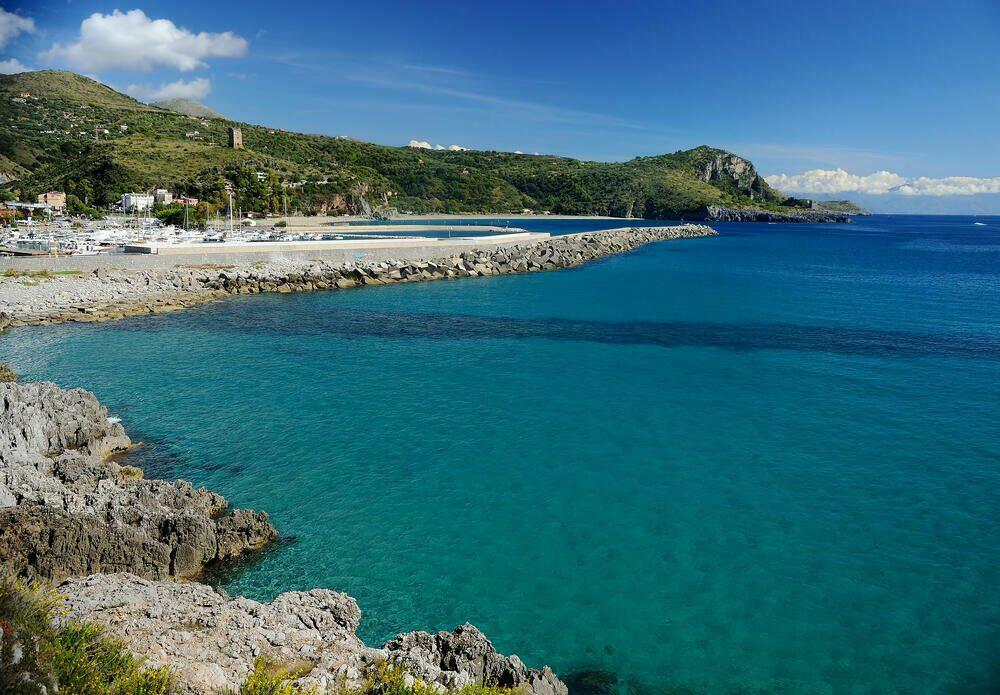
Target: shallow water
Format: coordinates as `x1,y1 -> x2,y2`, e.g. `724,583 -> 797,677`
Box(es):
3,215 -> 999,693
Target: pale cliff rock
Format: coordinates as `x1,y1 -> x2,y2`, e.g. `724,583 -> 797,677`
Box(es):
0,380 -> 277,582
59,573 -> 568,695
703,204 -> 850,223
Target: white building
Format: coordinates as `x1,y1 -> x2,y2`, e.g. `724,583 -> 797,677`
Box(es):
154,188 -> 173,205
121,193 -> 154,213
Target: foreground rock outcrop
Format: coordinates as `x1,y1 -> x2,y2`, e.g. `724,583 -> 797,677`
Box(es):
0,380 -> 277,582
59,573 -> 567,694
0,377 -> 568,693
0,225 -> 716,328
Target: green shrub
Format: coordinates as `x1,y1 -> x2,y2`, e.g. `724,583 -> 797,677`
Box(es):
0,575 -> 174,695
237,659 -> 522,695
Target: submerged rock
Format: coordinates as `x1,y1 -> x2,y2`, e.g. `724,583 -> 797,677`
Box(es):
0,380 -> 277,582
0,363 -> 16,382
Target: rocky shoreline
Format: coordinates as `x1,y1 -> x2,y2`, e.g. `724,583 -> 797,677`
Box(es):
0,226 -> 717,693
702,204 -> 851,223
0,225 -> 716,329
0,376 -> 566,694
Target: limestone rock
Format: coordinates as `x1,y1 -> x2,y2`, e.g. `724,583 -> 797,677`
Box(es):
385,623 -> 568,695
0,381 -> 277,582
58,573 -> 566,695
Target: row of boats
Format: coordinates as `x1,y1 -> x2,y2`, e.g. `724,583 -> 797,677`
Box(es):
0,220 -> 354,256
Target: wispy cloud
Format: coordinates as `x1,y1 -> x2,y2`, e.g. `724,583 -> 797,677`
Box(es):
736,142 -> 910,171
267,53 -> 648,131
0,57 -> 30,74
0,7 -> 34,50
401,63 -> 471,77
766,168 -> 1000,196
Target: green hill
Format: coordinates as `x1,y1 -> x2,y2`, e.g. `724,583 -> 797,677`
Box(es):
1,70 -> 814,219
152,98 -> 225,120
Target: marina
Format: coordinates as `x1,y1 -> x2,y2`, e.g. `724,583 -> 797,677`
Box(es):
0,216 -> 537,259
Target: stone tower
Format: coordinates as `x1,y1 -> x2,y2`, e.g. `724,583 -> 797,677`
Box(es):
228,127 -> 243,149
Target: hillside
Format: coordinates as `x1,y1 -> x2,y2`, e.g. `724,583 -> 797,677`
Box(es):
152,98 -> 225,119
0,70 -> 826,219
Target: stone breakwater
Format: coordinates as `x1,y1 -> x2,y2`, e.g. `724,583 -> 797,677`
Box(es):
0,376 -> 567,694
0,225 -> 716,329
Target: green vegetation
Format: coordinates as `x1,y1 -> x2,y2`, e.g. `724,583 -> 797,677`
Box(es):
236,659 -> 523,695
1,70 -> 809,221
2,268 -> 84,278
0,576 -> 174,694
175,263 -> 236,270
1,577 -> 521,695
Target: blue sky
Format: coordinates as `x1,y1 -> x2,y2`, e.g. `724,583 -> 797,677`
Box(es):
2,0 -> 999,212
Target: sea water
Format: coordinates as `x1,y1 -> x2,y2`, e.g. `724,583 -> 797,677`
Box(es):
3,215 -> 998,693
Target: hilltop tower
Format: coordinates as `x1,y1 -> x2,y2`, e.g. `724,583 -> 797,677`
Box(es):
228,127 -> 243,149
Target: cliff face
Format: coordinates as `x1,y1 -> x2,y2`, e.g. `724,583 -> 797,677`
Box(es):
695,150 -> 772,202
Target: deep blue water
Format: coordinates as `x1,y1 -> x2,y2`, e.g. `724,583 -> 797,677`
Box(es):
2,215 -> 999,693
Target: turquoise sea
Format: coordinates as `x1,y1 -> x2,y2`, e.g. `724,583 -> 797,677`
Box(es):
2,215 -> 998,693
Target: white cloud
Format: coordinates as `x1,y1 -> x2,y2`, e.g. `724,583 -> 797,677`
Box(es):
41,9 -> 247,73
408,140 -> 468,151
766,168 -> 1000,197
125,77 -> 212,101
125,77 -> 212,102
0,7 -> 34,50
0,57 -> 30,74
894,176 -> 1000,196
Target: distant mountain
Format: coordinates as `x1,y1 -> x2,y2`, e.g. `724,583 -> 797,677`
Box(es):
0,70 -> 856,220
152,98 -> 224,120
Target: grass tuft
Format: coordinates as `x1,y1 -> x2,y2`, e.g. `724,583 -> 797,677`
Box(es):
236,659 -> 523,695
2,268 -> 84,279
176,263 -> 237,270
0,575 -> 174,695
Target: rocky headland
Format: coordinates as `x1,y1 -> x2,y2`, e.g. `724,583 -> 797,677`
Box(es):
702,204 -> 851,223
0,225 -> 716,329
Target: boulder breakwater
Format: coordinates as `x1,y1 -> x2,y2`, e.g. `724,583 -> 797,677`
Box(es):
0,225 -> 715,329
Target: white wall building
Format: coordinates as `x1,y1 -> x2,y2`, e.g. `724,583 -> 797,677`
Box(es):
121,193 -> 154,212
